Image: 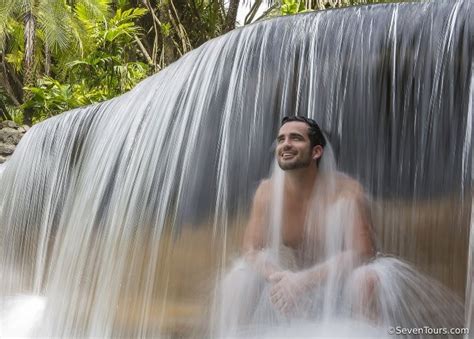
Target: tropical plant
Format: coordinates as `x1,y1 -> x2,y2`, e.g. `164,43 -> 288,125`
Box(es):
0,0 -> 417,125
281,0 -> 306,15
22,6 -> 150,122
0,0 -> 82,124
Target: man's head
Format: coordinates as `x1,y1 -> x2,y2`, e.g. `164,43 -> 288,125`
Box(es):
276,116 -> 326,171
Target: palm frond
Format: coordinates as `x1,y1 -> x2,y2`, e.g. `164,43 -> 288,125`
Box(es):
0,0 -> 20,48
38,0 -> 72,51
5,50 -> 24,73
76,0 -> 112,22
4,19 -> 24,53
19,0 -> 33,13
66,11 -> 90,58
106,7 -> 147,41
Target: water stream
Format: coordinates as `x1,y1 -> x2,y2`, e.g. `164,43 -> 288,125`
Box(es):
0,0 -> 472,337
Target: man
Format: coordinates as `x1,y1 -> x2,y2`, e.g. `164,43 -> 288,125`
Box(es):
242,116 -> 376,316
213,116 -> 378,336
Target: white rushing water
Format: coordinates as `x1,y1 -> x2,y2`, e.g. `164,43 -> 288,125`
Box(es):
0,295 -> 45,337
0,1 -> 472,337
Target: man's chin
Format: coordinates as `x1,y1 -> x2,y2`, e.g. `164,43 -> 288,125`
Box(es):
278,161 -> 303,171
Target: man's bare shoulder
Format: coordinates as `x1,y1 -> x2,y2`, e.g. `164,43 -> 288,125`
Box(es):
334,172 -> 365,199
253,179 -> 272,205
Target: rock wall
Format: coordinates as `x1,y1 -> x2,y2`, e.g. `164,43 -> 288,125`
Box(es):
0,121 -> 28,164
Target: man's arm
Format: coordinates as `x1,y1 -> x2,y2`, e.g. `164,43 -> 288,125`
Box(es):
263,177 -> 376,314
242,180 -> 269,252
288,181 -> 375,289
242,180 -> 281,280
268,182 -> 376,314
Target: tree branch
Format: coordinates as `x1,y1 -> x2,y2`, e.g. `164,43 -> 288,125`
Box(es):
142,0 -> 161,71
133,34 -> 155,67
169,0 -> 192,52
254,3 -> 278,22
224,0 -> 240,32
245,0 -> 263,24
5,59 -> 23,91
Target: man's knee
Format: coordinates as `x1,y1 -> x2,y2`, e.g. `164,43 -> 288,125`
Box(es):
213,258 -> 268,334
223,258 -> 260,282
218,258 -> 265,301
351,266 -> 380,293
346,266 -> 381,322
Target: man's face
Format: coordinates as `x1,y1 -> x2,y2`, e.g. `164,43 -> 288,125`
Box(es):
276,121 -> 314,171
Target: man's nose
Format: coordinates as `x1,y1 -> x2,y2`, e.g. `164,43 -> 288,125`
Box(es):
282,139 -> 293,149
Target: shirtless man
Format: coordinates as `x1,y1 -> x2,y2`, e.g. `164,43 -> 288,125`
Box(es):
242,116 -> 376,316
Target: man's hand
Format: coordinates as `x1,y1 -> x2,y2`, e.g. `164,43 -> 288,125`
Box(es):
268,270 -> 311,316
244,249 -> 282,281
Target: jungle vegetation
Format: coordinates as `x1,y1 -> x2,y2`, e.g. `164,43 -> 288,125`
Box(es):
0,0 -> 411,125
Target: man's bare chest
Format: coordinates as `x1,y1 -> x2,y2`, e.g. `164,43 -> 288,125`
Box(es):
280,200 -> 324,249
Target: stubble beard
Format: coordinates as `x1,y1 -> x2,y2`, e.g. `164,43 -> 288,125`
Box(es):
277,150 -> 313,171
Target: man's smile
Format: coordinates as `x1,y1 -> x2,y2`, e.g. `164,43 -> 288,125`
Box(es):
281,152 -> 297,159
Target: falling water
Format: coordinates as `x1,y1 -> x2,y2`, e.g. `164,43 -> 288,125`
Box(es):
0,0 -> 472,337
465,70 -> 473,337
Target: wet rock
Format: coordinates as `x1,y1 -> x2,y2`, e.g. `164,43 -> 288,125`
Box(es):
0,128 -> 23,144
0,120 -> 29,163
4,120 -> 18,128
0,120 -> 20,129
0,144 -> 15,155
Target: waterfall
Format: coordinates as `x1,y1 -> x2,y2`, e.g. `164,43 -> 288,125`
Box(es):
0,0 -> 472,337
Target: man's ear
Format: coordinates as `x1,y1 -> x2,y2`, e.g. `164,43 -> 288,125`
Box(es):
312,145 -> 323,161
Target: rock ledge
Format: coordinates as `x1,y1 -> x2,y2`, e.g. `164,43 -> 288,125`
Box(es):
0,121 -> 28,164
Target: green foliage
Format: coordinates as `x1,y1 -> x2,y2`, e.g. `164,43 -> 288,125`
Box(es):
161,23 -> 172,37
23,78 -> 82,122
0,90 -> 22,123
281,0 -> 306,15
4,19 -> 24,73
20,3 -> 150,121
0,0 -> 77,52
38,0 -> 74,51
0,0 -> 417,125
75,0 -> 112,22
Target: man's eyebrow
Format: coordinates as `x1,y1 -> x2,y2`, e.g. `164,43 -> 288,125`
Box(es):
276,132 -> 305,140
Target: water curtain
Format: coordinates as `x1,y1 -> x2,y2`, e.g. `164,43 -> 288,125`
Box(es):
0,0 -> 472,337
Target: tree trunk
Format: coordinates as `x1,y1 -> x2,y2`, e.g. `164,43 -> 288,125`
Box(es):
0,53 -> 21,107
157,2 -> 177,67
44,43 -> 51,76
23,11 -> 36,125
224,0 -> 240,33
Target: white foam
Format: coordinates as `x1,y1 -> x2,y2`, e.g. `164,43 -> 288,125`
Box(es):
0,295 -> 46,338
247,319 -> 387,338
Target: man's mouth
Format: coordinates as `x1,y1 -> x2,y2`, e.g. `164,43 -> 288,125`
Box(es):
281,152 -> 296,160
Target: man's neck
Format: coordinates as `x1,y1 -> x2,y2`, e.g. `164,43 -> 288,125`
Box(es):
284,166 -> 318,199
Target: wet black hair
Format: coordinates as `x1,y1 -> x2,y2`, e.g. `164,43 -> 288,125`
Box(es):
281,116 -> 326,148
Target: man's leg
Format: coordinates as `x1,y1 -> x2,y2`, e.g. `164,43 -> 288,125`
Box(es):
346,265 -> 381,324
212,258 -> 266,337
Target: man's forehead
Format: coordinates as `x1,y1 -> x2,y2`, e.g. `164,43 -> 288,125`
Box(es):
278,121 -> 309,135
